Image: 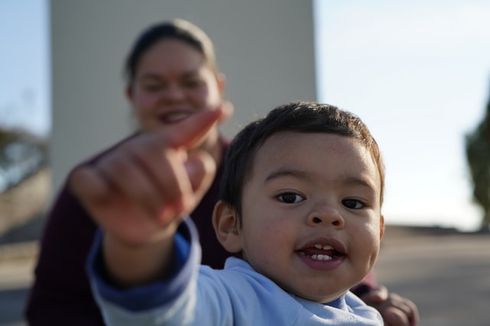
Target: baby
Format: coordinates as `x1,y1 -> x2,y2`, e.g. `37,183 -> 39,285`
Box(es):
81,102 -> 385,325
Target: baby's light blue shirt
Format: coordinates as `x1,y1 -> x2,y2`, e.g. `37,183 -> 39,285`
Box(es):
87,218 -> 383,325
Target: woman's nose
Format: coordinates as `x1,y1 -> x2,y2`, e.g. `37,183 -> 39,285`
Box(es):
306,205 -> 345,228
162,84 -> 185,102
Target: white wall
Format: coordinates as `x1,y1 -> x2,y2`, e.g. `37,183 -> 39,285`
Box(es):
50,0 -> 316,193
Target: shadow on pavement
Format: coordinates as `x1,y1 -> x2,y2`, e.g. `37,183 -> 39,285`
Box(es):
0,288 -> 29,325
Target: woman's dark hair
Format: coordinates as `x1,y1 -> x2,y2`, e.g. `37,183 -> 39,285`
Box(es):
219,102 -> 385,221
124,19 -> 217,86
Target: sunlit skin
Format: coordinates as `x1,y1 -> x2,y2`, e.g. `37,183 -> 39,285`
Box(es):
229,132 -> 384,303
126,39 -> 226,160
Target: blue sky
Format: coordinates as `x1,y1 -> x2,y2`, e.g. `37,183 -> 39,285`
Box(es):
315,0 -> 490,230
1,0 -> 489,230
0,0 -> 49,136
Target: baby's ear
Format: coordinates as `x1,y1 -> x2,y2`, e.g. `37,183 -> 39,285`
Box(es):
379,214 -> 385,240
212,201 -> 242,253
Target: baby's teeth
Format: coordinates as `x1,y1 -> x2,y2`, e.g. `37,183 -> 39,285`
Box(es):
314,244 -> 334,250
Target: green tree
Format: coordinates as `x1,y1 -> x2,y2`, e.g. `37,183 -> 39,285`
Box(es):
466,85 -> 490,229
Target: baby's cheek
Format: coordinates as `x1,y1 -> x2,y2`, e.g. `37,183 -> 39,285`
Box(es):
248,226 -> 281,262
351,223 -> 380,267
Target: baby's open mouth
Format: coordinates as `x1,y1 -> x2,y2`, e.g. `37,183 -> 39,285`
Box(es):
296,238 -> 347,270
298,244 -> 345,261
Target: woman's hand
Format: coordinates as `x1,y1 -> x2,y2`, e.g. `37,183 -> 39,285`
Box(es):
360,285 -> 419,326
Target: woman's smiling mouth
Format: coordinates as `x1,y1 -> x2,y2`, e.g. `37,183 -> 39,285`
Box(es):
157,110 -> 195,124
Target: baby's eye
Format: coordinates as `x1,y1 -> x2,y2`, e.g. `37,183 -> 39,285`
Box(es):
342,199 -> 365,209
276,192 -> 305,204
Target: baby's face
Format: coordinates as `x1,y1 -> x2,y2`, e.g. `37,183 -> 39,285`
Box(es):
238,132 -> 384,303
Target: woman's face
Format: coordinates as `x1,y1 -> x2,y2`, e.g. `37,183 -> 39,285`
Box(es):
127,39 -> 224,132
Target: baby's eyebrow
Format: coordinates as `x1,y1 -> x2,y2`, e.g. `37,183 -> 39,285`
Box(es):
264,168 -> 310,183
266,169 -> 376,189
342,176 -> 377,192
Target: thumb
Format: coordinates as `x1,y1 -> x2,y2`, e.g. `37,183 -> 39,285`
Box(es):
360,285 -> 389,304
216,101 -> 234,124
184,150 -> 217,195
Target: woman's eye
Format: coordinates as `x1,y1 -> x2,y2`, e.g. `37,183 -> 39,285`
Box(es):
182,79 -> 203,88
276,192 -> 305,204
143,84 -> 162,92
342,199 -> 365,209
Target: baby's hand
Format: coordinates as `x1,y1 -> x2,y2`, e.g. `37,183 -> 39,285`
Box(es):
70,108 -> 224,247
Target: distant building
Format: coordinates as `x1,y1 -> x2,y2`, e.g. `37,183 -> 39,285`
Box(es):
50,0 -> 316,194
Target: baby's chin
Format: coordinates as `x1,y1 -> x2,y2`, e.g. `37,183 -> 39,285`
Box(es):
298,291 -> 346,304
285,281 -> 350,304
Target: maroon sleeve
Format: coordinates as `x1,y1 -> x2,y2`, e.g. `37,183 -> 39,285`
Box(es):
25,179 -> 104,325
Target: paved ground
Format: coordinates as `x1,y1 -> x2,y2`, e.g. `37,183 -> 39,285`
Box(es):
374,226 -> 490,326
0,241 -> 36,325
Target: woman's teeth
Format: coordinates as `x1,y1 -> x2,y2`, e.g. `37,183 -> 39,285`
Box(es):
160,112 -> 192,123
311,254 -> 333,261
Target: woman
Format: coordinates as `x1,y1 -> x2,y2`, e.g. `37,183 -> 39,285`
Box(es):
26,19 -> 418,325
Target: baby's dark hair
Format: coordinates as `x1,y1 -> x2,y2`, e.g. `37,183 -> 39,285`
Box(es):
219,102 -> 385,221
124,19 -> 217,87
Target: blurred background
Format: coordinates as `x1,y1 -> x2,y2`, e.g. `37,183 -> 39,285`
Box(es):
0,0 -> 489,325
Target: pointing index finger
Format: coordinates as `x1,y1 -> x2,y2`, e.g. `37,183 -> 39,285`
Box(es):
158,108 -> 225,149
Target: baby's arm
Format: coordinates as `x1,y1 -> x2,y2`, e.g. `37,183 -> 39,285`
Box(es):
70,109 -> 224,287
86,219 -> 202,325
